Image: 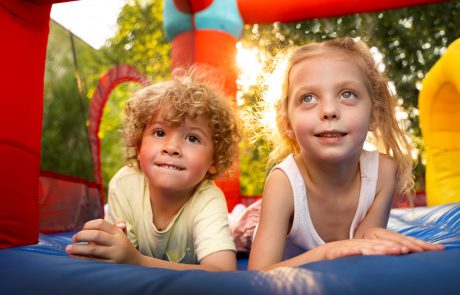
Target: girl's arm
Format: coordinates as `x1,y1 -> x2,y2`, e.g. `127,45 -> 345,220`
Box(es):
248,170 -> 294,270
354,154 -> 397,237
248,170 -> 409,271
248,165 -> 432,271
66,219 -> 237,271
354,155 -> 444,252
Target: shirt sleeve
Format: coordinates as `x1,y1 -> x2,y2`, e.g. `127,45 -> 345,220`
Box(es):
105,169 -> 138,248
193,185 -> 236,262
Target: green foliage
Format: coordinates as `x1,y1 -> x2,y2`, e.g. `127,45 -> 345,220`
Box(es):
43,1 -> 459,197
103,0 -> 170,80
42,21 -> 111,179
238,2 -> 460,195
98,0 -> 170,196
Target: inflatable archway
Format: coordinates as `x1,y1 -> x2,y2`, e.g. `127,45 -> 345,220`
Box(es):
419,38 -> 460,206
0,0 -> 450,248
88,65 -> 149,207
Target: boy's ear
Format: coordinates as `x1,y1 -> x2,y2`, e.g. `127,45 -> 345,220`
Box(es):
208,164 -> 217,175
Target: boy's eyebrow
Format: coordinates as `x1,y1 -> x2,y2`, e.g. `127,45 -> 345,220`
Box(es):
188,126 -> 212,140
149,121 -> 212,140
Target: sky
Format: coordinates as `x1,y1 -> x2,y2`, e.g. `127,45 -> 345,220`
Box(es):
50,0 -> 129,49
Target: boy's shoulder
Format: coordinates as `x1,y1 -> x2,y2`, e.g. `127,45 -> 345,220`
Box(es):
190,180 -> 226,206
110,165 -> 145,187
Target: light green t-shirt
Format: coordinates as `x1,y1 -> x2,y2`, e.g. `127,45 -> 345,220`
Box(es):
105,166 -> 236,263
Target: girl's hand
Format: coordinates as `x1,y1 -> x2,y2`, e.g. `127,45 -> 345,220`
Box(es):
362,227 -> 445,253
319,238 -> 413,261
65,219 -> 141,265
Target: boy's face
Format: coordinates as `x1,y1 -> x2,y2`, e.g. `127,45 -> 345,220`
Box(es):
137,113 -> 216,198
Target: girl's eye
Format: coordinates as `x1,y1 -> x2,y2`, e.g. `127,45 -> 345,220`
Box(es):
153,130 -> 165,137
186,135 -> 200,143
341,91 -> 356,100
301,94 -> 318,104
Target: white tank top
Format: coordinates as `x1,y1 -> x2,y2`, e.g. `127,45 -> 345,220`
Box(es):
272,150 -> 379,254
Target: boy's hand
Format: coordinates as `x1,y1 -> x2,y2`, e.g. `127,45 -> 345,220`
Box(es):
65,219 -> 141,265
362,227 -> 445,253
115,220 -> 127,235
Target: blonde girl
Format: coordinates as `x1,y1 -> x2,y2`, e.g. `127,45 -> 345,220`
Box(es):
249,37 -> 443,271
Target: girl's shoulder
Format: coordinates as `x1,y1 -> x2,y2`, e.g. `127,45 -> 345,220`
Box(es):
361,150 -> 397,176
375,152 -> 398,194
377,152 -> 398,176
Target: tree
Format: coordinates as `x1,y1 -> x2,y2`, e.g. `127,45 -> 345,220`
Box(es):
238,2 -> 460,194
98,0 -> 170,196
42,20 -> 110,180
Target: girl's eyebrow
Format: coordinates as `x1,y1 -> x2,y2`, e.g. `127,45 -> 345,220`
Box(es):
335,79 -> 366,88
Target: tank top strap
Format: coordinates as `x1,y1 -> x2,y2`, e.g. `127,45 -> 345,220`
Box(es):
271,154 -> 324,250
349,149 -> 380,238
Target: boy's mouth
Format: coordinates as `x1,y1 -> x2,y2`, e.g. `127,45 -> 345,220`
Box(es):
156,163 -> 185,171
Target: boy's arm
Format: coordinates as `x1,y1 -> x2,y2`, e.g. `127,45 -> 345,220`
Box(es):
191,185 -> 237,271
105,173 -> 138,248
66,219 -> 236,271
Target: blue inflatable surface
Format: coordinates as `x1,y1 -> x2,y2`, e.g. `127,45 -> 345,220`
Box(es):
1,203 -> 460,295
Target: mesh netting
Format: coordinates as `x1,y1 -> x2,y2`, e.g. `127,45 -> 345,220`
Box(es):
38,21 -> 106,232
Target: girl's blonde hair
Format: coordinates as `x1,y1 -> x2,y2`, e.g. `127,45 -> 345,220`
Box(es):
264,37 -> 414,197
123,67 -> 241,179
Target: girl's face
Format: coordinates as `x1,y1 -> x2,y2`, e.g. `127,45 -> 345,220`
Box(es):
137,111 -> 217,198
287,53 -> 374,163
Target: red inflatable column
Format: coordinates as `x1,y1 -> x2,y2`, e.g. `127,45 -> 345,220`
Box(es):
0,1 -> 52,247
171,30 -> 240,211
166,0 -> 243,211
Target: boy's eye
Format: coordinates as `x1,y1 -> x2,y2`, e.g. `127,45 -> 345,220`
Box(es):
186,135 -> 200,143
153,130 -> 165,137
301,94 -> 318,104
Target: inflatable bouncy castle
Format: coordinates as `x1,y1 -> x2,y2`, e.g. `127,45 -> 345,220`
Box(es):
419,38 -> 460,206
0,1 -> 460,294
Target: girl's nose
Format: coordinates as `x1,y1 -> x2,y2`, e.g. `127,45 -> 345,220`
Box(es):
320,99 -> 340,120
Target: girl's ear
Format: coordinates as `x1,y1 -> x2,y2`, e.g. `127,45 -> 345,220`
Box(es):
368,108 -> 378,131
285,120 -> 294,138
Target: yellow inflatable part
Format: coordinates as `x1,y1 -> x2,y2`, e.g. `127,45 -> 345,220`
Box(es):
419,38 -> 460,206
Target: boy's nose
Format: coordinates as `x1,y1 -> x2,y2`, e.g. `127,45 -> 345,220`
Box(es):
162,137 -> 181,156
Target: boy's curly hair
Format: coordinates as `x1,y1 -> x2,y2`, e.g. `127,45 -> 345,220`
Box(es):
123,67 -> 241,179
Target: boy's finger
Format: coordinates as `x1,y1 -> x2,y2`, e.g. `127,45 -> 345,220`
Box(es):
72,229 -> 113,246
115,221 -> 127,234
66,244 -> 111,260
82,219 -> 118,234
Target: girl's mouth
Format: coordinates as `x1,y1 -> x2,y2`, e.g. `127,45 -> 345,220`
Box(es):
315,131 -> 347,138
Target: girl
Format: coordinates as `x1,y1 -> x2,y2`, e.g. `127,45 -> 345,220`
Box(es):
66,68 -> 241,271
248,37 -> 444,271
